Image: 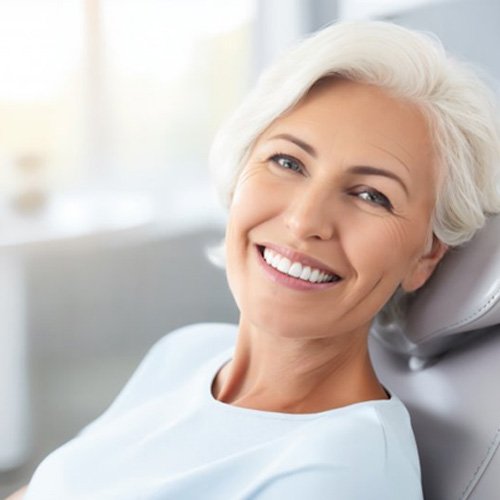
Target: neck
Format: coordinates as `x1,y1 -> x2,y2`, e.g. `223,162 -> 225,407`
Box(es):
212,318 -> 388,414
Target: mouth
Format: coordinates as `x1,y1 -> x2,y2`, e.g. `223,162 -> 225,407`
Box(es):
256,244 -> 342,285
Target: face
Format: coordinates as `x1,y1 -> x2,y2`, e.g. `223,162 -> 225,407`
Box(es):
225,79 -> 447,342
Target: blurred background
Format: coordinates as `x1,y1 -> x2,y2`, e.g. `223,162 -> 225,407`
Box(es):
1,0 -> 499,496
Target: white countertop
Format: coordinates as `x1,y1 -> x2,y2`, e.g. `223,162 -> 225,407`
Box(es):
0,190 -> 154,250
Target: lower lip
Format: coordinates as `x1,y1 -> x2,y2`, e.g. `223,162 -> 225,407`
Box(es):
255,245 -> 341,291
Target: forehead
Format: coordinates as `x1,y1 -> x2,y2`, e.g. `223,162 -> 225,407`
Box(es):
260,78 -> 438,181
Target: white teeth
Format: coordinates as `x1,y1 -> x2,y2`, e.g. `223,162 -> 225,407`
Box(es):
300,266 -> 311,280
271,253 -> 281,268
277,257 -> 291,274
261,247 -> 337,284
288,262 -> 302,278
310,269 -> 320,283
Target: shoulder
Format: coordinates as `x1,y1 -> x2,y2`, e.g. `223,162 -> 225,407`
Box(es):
259,399 -> 422,499
251,460 -> 422,500
128,321 -> 237,386
121,322 -> 237,389
325,398 -> 420,480
81,323 -> 237,430
122,322 -> 236,386
283,403 -> 391,466
147,322 -> 238,363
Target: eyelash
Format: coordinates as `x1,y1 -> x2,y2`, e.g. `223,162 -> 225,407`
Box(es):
268,153 -> 394,212
269,153 -> 304,174
352,188 -> 394,211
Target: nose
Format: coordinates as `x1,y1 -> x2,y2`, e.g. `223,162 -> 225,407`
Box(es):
284,184 -> 337,241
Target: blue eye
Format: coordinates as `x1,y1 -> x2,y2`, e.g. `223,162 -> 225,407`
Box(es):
356,189 -> 393,211
270,154 -> 304,174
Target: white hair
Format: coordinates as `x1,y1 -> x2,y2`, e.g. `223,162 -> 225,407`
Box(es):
209,20 -> 500,247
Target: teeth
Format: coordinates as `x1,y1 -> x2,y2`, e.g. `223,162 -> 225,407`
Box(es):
310,269 -> 319,283
271,253 -> 281,268
288,262 -> 302,278
262,247 -> 337,284
300,266 -> 311,280
277,257 -> 291,274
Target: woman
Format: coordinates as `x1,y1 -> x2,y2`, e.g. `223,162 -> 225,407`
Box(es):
12,21 -> 500,499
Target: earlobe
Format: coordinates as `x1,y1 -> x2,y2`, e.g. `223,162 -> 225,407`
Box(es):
401,236 -> 448,292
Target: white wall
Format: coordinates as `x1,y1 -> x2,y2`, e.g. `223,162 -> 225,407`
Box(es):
252,0 -> 339,78
384,0 -> 500,91
339,0 -> 450,20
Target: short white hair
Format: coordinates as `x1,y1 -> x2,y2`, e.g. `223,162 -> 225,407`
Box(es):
209,20 -> 500,247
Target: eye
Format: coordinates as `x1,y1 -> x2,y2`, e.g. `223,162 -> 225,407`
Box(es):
354,188 -> 394,211
269,153 -> 304,174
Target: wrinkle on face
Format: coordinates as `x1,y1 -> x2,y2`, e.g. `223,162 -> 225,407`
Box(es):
226,78 -> 441,342
215,78 -> 447,412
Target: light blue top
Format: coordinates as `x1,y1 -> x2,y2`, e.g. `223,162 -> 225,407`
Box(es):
26,323 -> 423,499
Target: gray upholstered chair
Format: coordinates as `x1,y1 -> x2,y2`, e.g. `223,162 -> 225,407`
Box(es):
370,214 -> 500,500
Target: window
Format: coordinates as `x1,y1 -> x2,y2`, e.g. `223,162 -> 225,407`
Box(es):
0,0 -> 255,224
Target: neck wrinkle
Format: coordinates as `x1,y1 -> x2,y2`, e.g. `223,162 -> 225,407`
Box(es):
213,318 -> 386,414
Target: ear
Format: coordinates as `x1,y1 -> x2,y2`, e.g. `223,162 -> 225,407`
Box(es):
401,236 -> 448,292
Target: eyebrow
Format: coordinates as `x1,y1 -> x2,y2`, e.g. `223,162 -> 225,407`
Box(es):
348,165 -> 409,196
269,133 -> 409,195
269,133 -> 318,158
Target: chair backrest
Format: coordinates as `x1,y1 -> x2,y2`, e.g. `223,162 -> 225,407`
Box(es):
369,214 -> 500,500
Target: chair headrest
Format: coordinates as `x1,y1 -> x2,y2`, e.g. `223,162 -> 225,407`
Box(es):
371,213 -> 500,361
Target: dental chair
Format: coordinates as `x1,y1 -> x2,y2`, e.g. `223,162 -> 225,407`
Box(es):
369,214 -> 500,500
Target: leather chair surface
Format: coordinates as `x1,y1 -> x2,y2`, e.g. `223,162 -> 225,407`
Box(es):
370,214 -> 500,500
370,331 -> 500,500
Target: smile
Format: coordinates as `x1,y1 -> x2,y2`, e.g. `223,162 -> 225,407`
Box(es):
257,245 -> 341,288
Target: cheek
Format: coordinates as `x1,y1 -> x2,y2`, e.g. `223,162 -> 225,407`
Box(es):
226,193 -> 264,255
223,215 -> 244,313
224,172 -> 277,304
343,215 -> 428,278
228,167 -> 283,239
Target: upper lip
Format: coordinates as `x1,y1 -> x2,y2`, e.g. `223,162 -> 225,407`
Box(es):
259,242 -> 342,278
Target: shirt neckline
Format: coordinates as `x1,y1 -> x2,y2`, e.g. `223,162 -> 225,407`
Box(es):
203,346 -> 399,421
